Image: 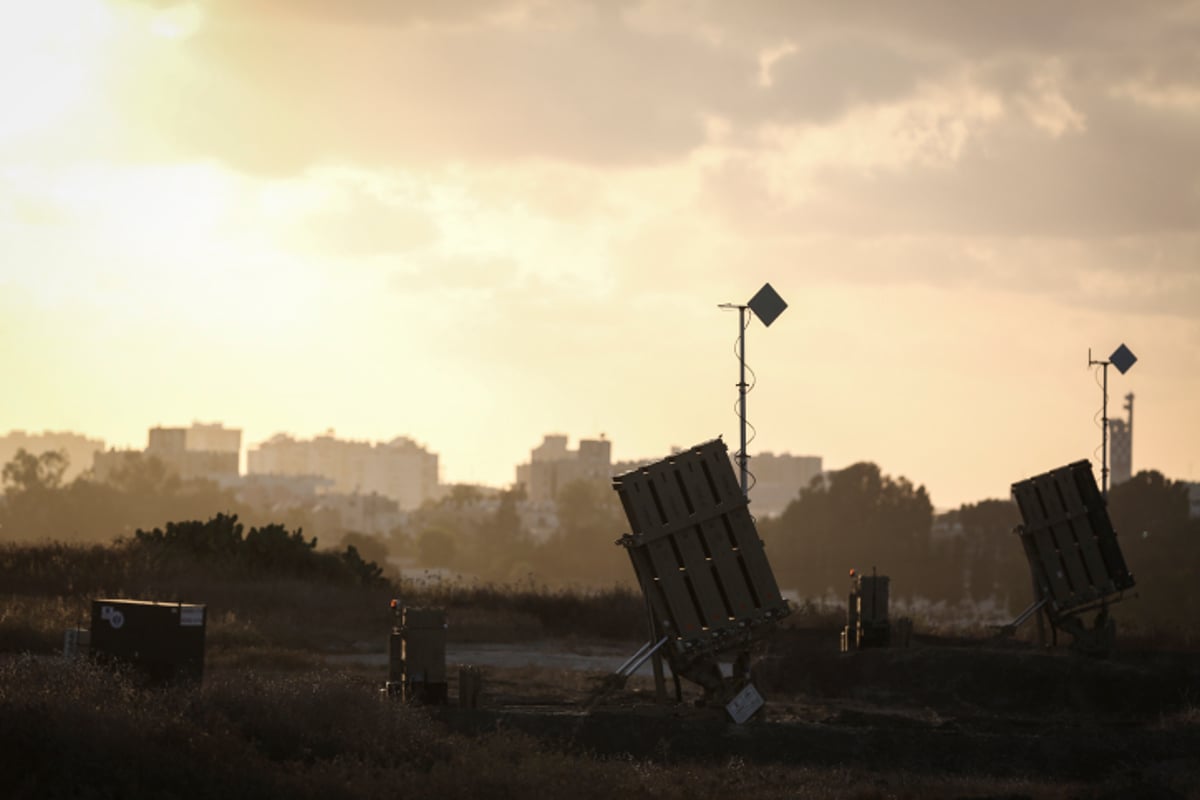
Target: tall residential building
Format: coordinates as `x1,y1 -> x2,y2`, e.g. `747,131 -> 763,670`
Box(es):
0,430 -> 105,487
146,422 -> 241,483
516,434 -> 613,503
746,451 -> 824,517
1109,392 -> 1134,487
247,433 -> 438,511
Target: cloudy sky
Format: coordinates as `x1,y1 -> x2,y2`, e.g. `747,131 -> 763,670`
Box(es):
2,0 -> 1198,508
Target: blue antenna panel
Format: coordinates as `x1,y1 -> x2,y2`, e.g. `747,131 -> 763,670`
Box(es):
1110,344 -> 1137,375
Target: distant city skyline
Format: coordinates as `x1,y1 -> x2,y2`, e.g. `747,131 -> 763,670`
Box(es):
3,2 -> 1198,509
0,413 -> 1184,513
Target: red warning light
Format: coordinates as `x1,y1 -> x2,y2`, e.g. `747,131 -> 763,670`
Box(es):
389,599 -> 398,609
849,568 -> 856,577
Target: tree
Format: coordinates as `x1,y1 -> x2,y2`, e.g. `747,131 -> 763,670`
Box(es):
103,452 -> 180,497
445,484 -> 484,509
338,531 -> 391,570
1,450 -> 72,540
957,499 -> 1024,607
131,513 -> 384,584
417,527 -> 458,568
766,462 -> 933,599
1107,470 -> 1191,540
541,478 -> 629,583
2,449 -> 67,494
1105,470 -> 1200,629
474,487 -> 537,581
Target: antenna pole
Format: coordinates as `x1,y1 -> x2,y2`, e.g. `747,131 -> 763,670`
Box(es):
721,285 -> 785,500
1102,362 -> 1109,497
1088,350 -> 1111,499
737,305 -> 749,497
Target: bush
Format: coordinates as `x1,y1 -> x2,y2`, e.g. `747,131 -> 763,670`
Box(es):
133,514 -> 385,586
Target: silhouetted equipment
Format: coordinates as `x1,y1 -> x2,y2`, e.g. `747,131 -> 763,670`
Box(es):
747,283 -> 788,328
840,568 -> 912,652
89,599 -> 206,685
719,282 -> 788,496
842,569 -> 885,651
1109,344 -> 1137,375
612,438 -> 790,721
1088,343 -> 1138,497
1004,461 -> 1136,655
385,601 -> 448,704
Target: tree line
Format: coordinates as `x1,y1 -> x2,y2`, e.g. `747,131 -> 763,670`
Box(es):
3,447 -> 1197,631
0,449 -> 380,583
758,462 -> 1199,633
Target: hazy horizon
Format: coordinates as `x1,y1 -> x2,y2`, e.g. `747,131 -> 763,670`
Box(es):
3,0 -> 1198,509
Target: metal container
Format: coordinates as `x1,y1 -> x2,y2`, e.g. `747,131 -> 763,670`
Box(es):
89,599 -> 206,685
399,607 -> 447,704
857,575 -> 889,626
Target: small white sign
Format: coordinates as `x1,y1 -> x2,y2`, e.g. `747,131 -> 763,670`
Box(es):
725,682 -> 764,725
180,607 -> 204,627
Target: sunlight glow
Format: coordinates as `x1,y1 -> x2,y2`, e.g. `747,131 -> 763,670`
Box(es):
0,0 -> 116,142
150,3 -> 204,40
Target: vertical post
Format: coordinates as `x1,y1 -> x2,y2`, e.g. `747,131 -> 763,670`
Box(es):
1032,576 -> 1046,649
1101,362 -> 1109,498
646,598 -> 667,702
1088,350 -> 1114,501
737,305 -> 749,497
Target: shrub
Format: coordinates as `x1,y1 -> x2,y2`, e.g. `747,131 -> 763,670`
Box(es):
133,514 -> 385,586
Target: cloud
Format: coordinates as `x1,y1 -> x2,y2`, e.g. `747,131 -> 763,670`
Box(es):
201,0 -> 532,29
258,172 -> 439,257
388,255 -> 520,293
73,1 -> 1200,322
108,0 -> 1200,243
116,6 -> 752,173
759,35 -> 941,124
694,65 -> 1200,241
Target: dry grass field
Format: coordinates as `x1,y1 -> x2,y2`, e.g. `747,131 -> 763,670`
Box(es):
3,540 -> 1199,799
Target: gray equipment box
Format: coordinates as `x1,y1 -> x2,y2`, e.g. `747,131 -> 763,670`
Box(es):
90,599 -> 206,685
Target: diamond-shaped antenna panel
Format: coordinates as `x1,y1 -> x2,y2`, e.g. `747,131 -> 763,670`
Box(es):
747,283 -> 787,327
1110,343 -> 1137,375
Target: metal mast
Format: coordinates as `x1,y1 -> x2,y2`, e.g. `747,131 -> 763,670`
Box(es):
1088,344 -> 1137,499
719,283 -> 787,499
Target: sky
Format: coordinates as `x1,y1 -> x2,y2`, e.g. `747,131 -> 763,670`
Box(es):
1,0 -> 1198,509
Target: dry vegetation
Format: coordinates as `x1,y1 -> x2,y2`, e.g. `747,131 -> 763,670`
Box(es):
2,656 -> 1115,800
3,539 -> 1200,799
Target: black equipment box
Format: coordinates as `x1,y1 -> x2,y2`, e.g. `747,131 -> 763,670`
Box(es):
90,599 -> 206,685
